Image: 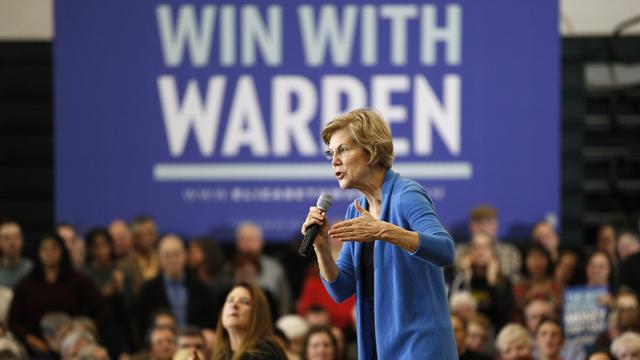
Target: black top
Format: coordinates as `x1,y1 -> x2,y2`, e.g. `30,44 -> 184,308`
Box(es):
229,339 -> 287,360
361,241 -> 377,360
459,350 -> 493,360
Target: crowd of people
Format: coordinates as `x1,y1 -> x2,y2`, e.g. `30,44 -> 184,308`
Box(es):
0,206 -> 639,359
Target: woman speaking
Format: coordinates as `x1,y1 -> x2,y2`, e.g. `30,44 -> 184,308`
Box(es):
302,108 -> 458,359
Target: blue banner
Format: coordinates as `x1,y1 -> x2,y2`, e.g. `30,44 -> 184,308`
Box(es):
563,286 -> 609,349
55,1 -> 559,240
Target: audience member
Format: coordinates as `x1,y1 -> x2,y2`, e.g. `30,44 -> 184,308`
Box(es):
137,234 -> 215,333
449,291 -> 478,321
8,234 -> 110,355
132,326 -> 177,360
465,311 -> 493,355
277,315 -> 309,358
118,216 -> 160,294
456,205 -> 522,283
451,233 -> 513,330
451,314 -> 491,360
523,299 -> 585,360
301,326 -> 339,360
213,282 -> 287,359
587,251 -> 616,293
176,326 -> 207,359
596,224 -> 618,266
83,227 -> 136,354
187,237 -> 225,288
494,323 -> 533,360
109,219 -> 133,260
610,331 -> 640,360
554,248 -> 584,287
535,317 -> 564,360
0,220 -> 33,287
532,221 -> 561,262
617,231 -> 640,263
233,222 -> 292,316
40,312 -> 73,356
60,329 -> 96,360
150,310 -> 178,332
512,243 -> 562,321
56,222 -> 86,270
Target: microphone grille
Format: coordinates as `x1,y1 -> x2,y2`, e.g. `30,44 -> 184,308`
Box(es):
316,193 -> 333,211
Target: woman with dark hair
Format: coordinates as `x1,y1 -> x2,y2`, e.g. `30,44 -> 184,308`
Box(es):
8,234 -> 110,355
301,326 -> 339,360
187,237 -> 225,286
83,227 -> 136,354
554,248 -> 585,287
83,228 -> 132,298
512,243 -> 562,321
213,282 -> 286,360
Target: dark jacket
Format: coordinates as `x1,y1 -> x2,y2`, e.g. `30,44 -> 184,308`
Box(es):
136,270 -> 216,333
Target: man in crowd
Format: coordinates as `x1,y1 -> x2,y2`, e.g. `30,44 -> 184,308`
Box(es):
234,222 -> 292,315
132,326 -> 177,360
109,219 -> 134,260
137,235 -> 215,334
118,216 -> 160,294
523,299 -> 585,360
0,220 -> 32,287
176,326 -> 208,359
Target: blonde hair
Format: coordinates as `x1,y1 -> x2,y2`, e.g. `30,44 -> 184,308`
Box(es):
321,108 -> 394,169
213,282 -> 283,360
611,331 -> 640,357
495,323 -> 532,355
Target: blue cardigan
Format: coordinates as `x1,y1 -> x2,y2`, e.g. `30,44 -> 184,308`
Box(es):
322,169 -> 458,359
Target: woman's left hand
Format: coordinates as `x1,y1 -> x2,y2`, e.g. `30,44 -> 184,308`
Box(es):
328,200 -> 386,243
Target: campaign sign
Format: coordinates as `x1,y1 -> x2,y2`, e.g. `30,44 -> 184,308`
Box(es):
563,286 -> 608,349
55,1 -> 559,240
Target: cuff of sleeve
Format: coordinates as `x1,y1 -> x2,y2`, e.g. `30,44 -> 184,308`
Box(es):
320,271 -> 338,285
410,232 -> 428,257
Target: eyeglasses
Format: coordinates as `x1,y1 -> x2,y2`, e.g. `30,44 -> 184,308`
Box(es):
323,145 -> 353,161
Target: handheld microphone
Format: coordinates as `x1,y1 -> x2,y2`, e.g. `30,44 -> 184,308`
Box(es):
299,193 -> 333,257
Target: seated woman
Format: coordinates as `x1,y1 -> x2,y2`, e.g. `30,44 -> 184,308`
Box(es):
301,326 -> 339,360
213,282 -> 286,360
9,234 -> 109,355
535,317 -> 564,360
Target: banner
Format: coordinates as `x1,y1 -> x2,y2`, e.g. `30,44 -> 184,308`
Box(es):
55,1 -> 559,240
563,286 -> 609,349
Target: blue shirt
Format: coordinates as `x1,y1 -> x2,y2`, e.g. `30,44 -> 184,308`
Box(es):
163,274 -> 188,327
322,169 -> 458,359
